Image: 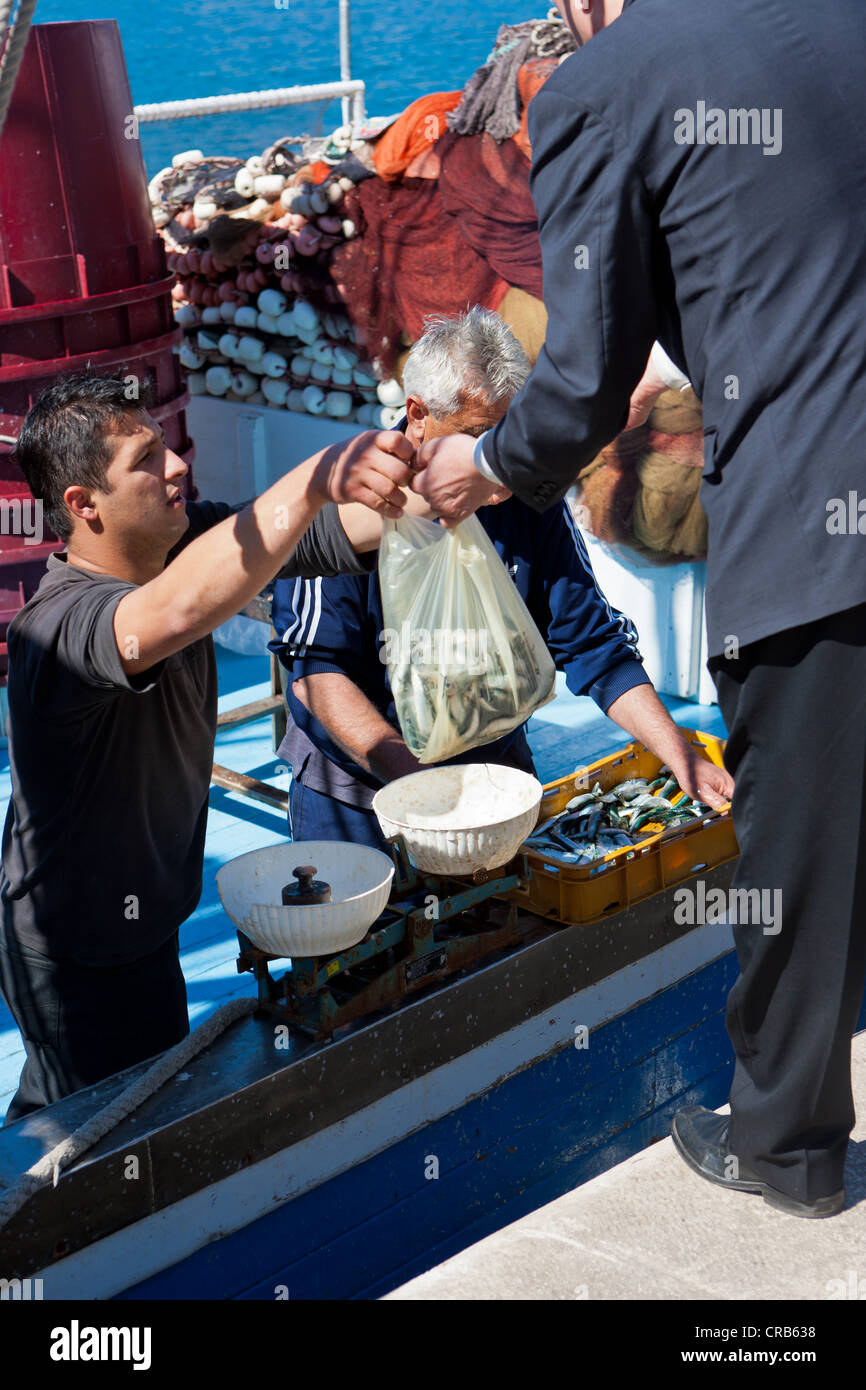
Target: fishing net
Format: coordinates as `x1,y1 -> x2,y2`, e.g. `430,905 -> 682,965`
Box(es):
373,91 -> 463,181
150,156 -> 248,232
330,128 -> 542,372
327,11 -> 569,361
329,178 -> 507,375
436,131 -> 543,301
572,389 -> 708,562
446,10 -> 578,143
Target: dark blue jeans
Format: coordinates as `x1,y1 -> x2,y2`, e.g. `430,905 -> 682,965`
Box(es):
289,741 -> 539,854
0,928 -> 189,1126
289,778 -> 389,852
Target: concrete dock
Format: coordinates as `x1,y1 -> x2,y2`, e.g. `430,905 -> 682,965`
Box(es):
386,1032 -> 866,1301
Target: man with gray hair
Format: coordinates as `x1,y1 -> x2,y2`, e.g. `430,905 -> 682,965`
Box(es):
271,308 -> 731,848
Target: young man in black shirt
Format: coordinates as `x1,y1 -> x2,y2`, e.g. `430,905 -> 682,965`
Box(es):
0,371 -> 416,1123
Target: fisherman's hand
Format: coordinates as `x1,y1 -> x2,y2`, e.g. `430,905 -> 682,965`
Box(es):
623,353 -> 669,432
670,749 -> 734,809
410,433 -> 511,527
312,430 -> 419,518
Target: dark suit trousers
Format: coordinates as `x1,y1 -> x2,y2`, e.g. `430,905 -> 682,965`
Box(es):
710,602 -> 866,1201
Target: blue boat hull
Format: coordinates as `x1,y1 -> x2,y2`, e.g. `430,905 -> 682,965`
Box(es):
118,951 -> 742,1300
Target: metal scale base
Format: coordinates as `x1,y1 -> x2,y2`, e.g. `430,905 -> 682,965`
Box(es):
236,836 -> 535,1038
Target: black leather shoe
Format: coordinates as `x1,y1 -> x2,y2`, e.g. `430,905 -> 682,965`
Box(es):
670,1105 -> 845,1218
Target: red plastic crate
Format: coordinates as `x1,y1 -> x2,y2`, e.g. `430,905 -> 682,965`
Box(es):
0,330 -> 189,434
0,21 -> 163,307
0,552 -> 61,682
0,276 -> 176,370
0,19 -> 199,675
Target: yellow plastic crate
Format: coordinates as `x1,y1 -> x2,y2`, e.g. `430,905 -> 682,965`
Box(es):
511,728 -> 739,925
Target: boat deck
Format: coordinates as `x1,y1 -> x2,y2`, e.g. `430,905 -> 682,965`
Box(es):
386,1033 -> 866,1301
0,643 -> 727,1119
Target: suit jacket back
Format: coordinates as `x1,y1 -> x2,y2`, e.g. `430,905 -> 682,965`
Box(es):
486,0 -> 866,655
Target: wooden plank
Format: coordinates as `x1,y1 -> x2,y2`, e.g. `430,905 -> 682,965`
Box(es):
216,695 -> 283,730
210,764 -> 288,811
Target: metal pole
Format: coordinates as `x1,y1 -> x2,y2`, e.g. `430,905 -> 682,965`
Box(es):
339,0 -> 354,127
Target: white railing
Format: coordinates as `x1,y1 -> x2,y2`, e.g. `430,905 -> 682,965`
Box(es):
133,79 -> 366,128
133,0 -> 364,129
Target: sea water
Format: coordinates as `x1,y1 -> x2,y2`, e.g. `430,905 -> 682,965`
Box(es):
33,0 -> 543,173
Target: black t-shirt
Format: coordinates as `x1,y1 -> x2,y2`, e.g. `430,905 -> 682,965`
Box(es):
0,499 -> 370,966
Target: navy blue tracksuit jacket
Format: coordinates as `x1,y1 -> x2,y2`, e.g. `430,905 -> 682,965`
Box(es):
271,500 -> 649,809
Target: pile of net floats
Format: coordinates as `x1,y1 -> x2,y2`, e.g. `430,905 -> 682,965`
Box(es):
150,123 -> 406,424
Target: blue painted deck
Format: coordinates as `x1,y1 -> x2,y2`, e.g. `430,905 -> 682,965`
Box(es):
0,646 -> 726,1119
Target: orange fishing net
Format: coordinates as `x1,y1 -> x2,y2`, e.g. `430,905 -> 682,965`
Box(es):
513,57 -> 561,160
373,92 -> 463,182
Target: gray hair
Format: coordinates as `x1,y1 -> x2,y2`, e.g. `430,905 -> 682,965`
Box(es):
401,306 -> 530,419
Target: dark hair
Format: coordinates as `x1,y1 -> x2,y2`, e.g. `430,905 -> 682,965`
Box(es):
15,371 -> 155,541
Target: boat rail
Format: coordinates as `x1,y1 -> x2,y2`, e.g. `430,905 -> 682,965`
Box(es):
131,0 -> 365,127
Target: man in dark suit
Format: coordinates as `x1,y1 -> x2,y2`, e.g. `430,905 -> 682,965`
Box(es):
414,0 -> 866,1217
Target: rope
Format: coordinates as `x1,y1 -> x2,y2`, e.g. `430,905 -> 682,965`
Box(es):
0,995 -> 257,1233
447,10 -> 577,144
0,0 -> 37,140
0,0 -> 19,55
0,2 -> 17,38
134,80 -> 365,124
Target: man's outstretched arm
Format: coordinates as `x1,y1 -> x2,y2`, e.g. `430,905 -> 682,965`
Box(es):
114,430 -> 415,674
605,683 -> 733,807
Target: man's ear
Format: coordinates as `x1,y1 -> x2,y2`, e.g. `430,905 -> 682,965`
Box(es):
63,484 -> 98,526
404,395 -> 428,443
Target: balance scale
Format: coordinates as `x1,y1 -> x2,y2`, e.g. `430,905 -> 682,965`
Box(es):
234,835 -> 537,1038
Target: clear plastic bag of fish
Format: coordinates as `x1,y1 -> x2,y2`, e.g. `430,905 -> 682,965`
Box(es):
378,514 -> 556,764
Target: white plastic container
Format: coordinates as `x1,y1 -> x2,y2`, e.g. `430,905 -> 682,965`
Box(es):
216,841 -> 395,958
572,510 -> 715,705
373,764 -> 542,875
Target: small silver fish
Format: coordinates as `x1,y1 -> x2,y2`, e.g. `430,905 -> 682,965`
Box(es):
611,778 -> 650,801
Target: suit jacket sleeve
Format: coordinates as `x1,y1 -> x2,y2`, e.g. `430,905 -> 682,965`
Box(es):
483,90 -> 660,511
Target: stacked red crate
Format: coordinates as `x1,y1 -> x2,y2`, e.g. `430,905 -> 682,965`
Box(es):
0,19 -> 195,682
